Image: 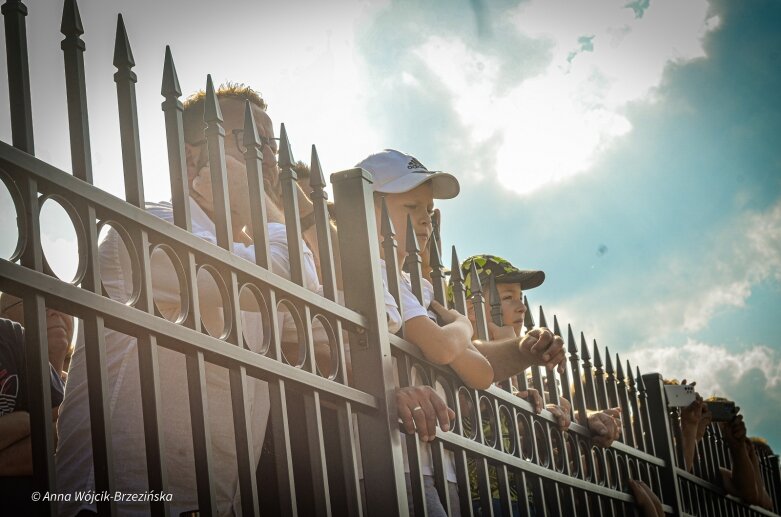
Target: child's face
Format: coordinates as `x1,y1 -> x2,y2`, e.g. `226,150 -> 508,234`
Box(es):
469,282 -> 526,335
377,182 -> 435,264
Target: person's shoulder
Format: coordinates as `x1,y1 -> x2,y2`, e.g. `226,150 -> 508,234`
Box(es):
267,222 -> 287,243
145,201 -> 174,222
0,317 -> 24,346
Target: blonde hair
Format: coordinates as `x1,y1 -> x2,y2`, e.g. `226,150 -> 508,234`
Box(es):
182,82 -> 267,143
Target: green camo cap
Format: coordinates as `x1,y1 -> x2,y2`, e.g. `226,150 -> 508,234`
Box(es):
447,254 -> 545,301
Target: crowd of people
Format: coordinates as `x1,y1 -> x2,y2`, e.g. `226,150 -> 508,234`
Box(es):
0,83 -> 776,516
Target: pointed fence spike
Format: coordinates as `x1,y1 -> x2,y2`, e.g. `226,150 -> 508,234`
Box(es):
113,14 -> 135,68
626,360 -> 635,386
636,366 -> 646,391
553,315 -> 561,336
616,354 -> 625,380
450,246 -> 462,282
470,260 -> 483,293
61,0 -> 84,36
605,347 -> 614,373
380,197 -> 395,238
278,123 -> 294,170
580,332 -> 590,360
161,45 -> 181,97
204,75 -> 222,123
242,101 -> 260,147
567,324 -> 577,354
310,145 -> 326,189
405,215 -> 419,254
592,341 -> 603,367
428,232 -> 443,268
488,275 -> 500,305
539,306 -> 548,328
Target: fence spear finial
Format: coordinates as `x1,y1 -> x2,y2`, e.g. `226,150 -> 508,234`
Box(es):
380,197 -> 394,238
567,324 -> 577,354
626,359 -> 635,388
204,74 -> 222,123
469,259 -> 483,294
310,145 -> 326,189
161,46 -> 181,97
616,354 -> 625,380
636,366 -> 646,392
113,14 -> 135,68
278,123 -> 294,171
405,214 -> 419,254
604,346 -> 613,374
523,295 -> 535,330
539,306 -> 548,328
592,340 -> 602,367
61,0 -> 84,36
242,101 -> 260,147
428,232 -> 443,270
580,332 -> 590,360
450,246 -> 462,282
553,315 -> 561,336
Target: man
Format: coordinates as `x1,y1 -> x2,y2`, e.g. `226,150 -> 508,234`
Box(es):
0,293 -> 73,514
55,84 -> 313,516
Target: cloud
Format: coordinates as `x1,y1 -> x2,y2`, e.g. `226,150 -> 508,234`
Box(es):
555,197 -> 781,346
389,0 -> 721,194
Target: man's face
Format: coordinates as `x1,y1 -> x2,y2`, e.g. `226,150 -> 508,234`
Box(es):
377,182 -> 435,264
187,97 -> 278,229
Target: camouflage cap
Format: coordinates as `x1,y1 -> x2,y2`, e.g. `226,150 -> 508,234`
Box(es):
447,254 -> 545,301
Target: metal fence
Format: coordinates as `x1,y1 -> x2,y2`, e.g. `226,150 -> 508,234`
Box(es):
0,1 -> 779,516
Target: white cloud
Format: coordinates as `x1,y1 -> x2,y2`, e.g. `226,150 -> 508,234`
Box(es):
555,198 -> 781,347
410,0 -> 720,194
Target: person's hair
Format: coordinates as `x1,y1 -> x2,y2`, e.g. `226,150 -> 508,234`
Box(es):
749,437 -> 774,456
663,378 -> 680,385
705,395 -> 729,402
182,82 -> 267,144
292,160 -> 310,182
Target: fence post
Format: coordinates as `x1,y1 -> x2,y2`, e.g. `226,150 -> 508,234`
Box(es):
331,167 -> 408,515
642,373 -> 683,514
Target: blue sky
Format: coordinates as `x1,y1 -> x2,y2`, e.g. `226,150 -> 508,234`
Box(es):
1,0 -> 779,451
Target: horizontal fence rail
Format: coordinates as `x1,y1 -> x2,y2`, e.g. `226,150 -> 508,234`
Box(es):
1,2 -> 779,516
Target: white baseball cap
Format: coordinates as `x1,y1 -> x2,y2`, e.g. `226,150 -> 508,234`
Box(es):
355,149 -> 460,199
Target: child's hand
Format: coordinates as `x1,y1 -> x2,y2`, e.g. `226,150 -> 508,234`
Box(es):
518,328 -> 566,373
516,388 -> 544,414
628,479 -> 664,517
430,301 -> 471,330
588,407 -> 622,448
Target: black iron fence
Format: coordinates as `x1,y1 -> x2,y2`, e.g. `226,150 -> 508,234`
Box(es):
1,1 -> 779,516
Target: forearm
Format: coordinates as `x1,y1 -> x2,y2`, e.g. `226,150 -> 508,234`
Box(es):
0,436 -> 32,476
448,345 -> 494,390
0,411 -> 31,450
681,429 -> 698,472
472,337 -> 530,382
405,317 -> 471,365
730,449 -> 759,502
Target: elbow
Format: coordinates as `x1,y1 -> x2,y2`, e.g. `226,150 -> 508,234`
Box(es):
424,346 -> 458,366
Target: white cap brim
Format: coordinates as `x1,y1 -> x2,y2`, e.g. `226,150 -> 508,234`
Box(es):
375,171 -> 460,199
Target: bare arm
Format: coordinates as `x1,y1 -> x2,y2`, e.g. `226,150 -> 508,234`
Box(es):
0,411 -> 30,451
403,314 -> 472,366
0,408 -> 58,477
447,342 -> 494,390
473,327 -> 565,382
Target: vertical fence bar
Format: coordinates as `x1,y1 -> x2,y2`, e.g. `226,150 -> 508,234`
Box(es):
59,3 -> 117,513
229,366 -> 260,517
488,276 -> 512,392
161,46 -> 191,232
450,247 -> 467,315
553,316 -> 572,416
524,298 -> 545,403
539,307 -> 558,404
636,367 -> 655,455
567,325 -> 588,426
397,357 -> 427,516
592,341 -> 608,410
381,198 -> 404,330
278,124 -> 305,284
2,0 -> 34,153
642,373 -> 681,514
203,75 -> 233,246
581,333 -> 597,411
332,167 -> 408,514
113,19 -> 169,515
428,231 -> 447,306
61,0 -> 91,181
615,355 -> 635,448
626,359 -> 645,452
310,145 -> 337,301
470,261 -> 489,341
239,102 -> 270,268
404,215 -> 424,304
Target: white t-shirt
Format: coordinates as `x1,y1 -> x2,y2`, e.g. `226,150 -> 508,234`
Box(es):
55,199 -> 323,516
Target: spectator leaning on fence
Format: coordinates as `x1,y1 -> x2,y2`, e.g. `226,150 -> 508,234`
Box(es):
54,83 -> 322,516
355,149 -> 493,517
0,293 -> 73,515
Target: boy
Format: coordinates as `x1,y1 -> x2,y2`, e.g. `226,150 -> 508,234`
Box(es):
355,149 -> 493,517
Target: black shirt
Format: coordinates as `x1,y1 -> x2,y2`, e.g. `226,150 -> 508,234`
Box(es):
0,317 -> 66,514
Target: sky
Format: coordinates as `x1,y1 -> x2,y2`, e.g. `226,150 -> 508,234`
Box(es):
1,0 -> 780,452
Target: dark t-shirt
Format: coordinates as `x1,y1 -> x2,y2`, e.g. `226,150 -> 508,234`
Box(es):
0,317 -> 66,514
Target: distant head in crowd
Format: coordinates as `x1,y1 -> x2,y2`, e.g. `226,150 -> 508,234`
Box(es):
451,254 -> 545,337
181,82 -> 281,233
0,293 -> 74,377
356,149 -> 459,266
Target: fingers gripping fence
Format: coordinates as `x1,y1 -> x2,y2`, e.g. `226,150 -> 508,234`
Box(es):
1,2 -> 780,516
